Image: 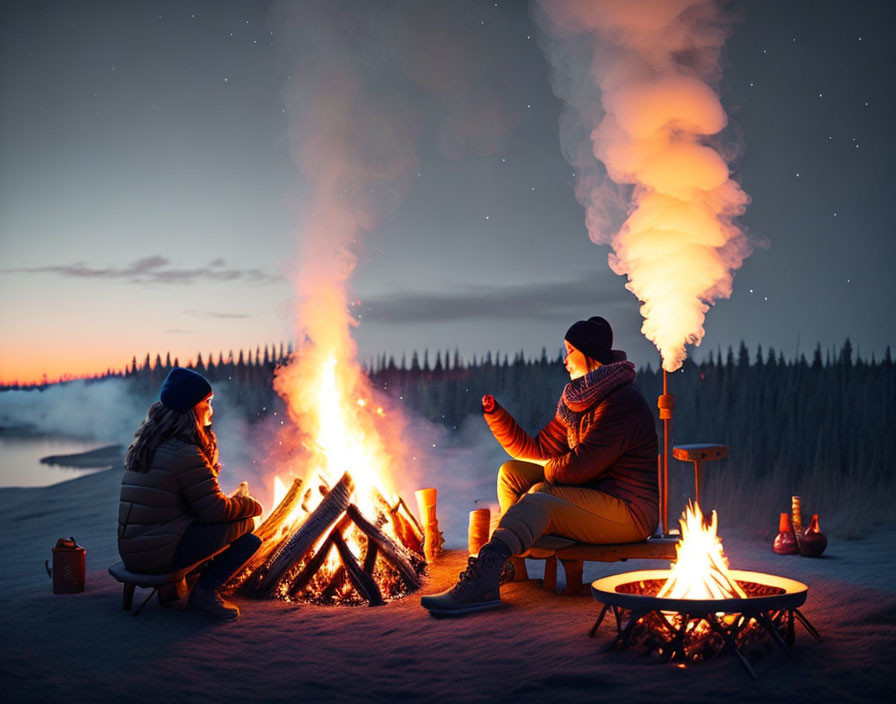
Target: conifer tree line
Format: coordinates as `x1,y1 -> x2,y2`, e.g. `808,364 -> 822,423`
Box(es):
367,339 -> 895,534
4,339 -> 892,534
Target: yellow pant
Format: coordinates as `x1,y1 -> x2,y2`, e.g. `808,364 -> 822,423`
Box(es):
492,460 -> 648,555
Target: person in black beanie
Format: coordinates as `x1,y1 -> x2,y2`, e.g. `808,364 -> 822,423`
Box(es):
421,317 -> 658,616
119,367 -> 264,621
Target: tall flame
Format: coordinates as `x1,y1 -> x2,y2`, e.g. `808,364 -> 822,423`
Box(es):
658,502 -> 747,600
265,1 -> 430,520
274,349 -> 398,519
535,0 -> 753,371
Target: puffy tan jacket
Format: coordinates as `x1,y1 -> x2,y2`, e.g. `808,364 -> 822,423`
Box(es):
484,384 -> 658,538
118,438 -> 262,573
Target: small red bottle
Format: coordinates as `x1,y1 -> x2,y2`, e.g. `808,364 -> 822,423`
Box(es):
773,513 -> 799,555
799,514 -> 828,558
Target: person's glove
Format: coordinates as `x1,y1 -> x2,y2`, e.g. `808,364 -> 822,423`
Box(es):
230,481 -> 250,498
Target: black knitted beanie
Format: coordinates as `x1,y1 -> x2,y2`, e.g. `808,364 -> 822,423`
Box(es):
564,316 -> 615,365
160,367 -> 213,413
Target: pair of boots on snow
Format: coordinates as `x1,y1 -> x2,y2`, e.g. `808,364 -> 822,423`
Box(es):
420,539 -> 513,616
159,532 -> 263,621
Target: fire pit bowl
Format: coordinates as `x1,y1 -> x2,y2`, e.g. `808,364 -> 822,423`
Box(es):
589,569 -> 821,679
592,568 -> 808,614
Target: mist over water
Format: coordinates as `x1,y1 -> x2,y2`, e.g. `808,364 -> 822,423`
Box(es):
0,379 -> 286,495
0,435 -> 103,488
0,378 -> 505,544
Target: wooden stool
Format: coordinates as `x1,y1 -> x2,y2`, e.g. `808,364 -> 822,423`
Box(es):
108,547 -> 227,615
671,443 -> 728,508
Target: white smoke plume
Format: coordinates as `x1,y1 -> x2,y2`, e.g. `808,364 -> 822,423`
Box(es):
534,0 -> 753,371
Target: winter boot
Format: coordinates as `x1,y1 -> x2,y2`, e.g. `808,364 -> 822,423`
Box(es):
158,576 -> 189,607
157,583 -> 180,607
420,546 -> 505,616
187,584 -> 240,621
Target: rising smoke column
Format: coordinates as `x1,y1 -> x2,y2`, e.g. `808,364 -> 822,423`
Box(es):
269,1 -> 526,497
535,0 -> 752,371
269,1 -> 421,500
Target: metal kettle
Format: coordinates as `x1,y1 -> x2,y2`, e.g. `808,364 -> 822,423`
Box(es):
46,537 -> 86,594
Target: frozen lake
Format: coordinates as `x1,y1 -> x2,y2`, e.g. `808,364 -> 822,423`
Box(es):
0,435 -> 111,488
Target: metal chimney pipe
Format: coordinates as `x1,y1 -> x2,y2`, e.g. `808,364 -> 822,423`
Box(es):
657,369 -> 674,536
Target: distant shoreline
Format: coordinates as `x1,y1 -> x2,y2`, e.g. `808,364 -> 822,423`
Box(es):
39,445 -> 123,469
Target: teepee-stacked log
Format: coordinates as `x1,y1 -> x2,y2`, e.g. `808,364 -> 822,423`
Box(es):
253,473 -> 355,597
232,471 -> 427,605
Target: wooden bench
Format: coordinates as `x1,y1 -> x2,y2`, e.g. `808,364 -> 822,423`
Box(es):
515,442 -> 729,595
515,536 -> 678,595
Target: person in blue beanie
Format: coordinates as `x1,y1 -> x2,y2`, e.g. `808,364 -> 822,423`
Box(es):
118,367 -> 263,621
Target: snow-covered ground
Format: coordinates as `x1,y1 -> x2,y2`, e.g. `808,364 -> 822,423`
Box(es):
1,462 -> 893,703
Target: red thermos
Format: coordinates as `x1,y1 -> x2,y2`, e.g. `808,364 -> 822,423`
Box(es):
46,537 -> 85,594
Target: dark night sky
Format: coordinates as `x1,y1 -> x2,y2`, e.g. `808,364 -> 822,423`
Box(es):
1,0 -> 894,382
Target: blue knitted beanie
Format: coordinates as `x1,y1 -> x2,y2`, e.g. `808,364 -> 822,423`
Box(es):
160,367 -> 212,413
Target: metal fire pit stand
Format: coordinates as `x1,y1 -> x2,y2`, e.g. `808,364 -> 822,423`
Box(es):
589,570 -> 823,679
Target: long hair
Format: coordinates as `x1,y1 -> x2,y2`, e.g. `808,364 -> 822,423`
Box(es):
125,401 -> 220,474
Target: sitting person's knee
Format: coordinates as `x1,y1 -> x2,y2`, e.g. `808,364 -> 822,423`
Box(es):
498,459 -> 535,483
527,481 -> 552,495
498,460 -> 517,480
235,531 -> 262,553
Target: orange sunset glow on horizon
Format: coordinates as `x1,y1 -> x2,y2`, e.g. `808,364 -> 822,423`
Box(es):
0,274 -> 295,386
0,334 -> 293,387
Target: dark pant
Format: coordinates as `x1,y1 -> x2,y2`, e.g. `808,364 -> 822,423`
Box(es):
174,518 -> 261,590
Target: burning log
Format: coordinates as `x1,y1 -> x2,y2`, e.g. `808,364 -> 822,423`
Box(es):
320,566 -> 347,601
267,504 -> 421,604
376,491 -> 425,556
255,478 -> 304,543
230,478 -> 307,584
278,504 -> 420,604
415,487 -> 444,561
284,513 -> 353,598
231,470 -> 427,605
362,542 -> 378,575
332,532 -> 384,606
252,473 -> 355,597
346,504 -> 423,590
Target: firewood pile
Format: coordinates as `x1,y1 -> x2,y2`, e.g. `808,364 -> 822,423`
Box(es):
229,472 -> 430,606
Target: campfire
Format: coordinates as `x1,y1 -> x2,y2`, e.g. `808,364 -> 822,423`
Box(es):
229,473 -> 430,605
656,503 -> 747,601
227,348 -> 441,606
591,503 -> 821,678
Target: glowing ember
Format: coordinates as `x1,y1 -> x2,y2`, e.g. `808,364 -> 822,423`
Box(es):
658,502 -> 747,601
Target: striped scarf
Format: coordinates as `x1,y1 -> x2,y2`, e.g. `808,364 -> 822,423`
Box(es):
556,361 -> 636,446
